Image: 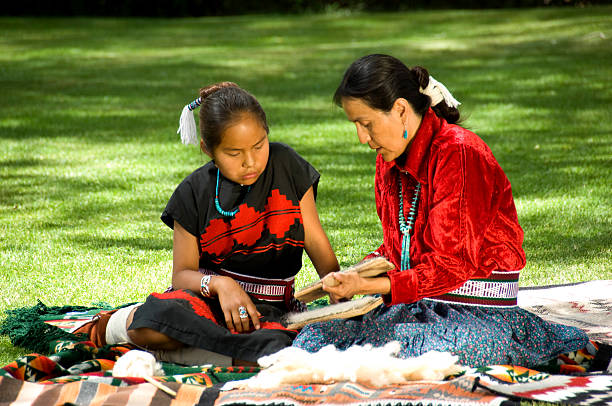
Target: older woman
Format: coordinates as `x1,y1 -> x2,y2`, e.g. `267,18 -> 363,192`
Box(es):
292,54 -> 588,367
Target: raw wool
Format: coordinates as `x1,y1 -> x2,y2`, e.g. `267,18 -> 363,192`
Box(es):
112,350 -> 163,377
112,350 -> 177,397
240,341 -> 464,389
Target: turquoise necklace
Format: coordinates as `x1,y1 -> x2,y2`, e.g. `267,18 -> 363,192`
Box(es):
215,168 -> 251,217
398,174 -> 421,271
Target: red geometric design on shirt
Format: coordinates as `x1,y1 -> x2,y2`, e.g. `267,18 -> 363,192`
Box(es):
265,189 -> 302,238
227,239 -> 305,256
152,291 -> 218,325
200,218 -> 233,257
230,204 -> 265,247
199,189 -> 302,259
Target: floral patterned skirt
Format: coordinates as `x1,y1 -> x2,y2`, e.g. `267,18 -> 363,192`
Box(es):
292,299 -> 590,367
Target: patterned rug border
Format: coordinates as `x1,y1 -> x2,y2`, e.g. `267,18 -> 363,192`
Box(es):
214,376 -> 509,406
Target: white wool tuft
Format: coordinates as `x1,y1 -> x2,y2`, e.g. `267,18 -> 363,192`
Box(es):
241,341 -> 464,389
112,350 -> 163,377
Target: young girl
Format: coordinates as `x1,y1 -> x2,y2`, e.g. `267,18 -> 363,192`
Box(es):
292,54 -> 589,367
98,82 -> 339,365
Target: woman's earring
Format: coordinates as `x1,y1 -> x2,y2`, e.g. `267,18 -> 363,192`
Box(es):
403,129 -> 408,139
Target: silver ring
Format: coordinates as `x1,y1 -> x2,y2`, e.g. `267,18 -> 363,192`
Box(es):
238,306 -> 248,319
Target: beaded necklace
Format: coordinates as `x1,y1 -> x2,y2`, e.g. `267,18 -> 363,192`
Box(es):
398,174 -> 421,271
215,168 -> 251,217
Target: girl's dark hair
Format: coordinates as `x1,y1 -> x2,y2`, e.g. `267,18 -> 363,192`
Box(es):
333,54 -> 460,124
198,82 -> 269,152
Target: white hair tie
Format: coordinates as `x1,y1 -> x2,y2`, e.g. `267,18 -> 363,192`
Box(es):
419,76 -> 461,109
176,97 -> 201,146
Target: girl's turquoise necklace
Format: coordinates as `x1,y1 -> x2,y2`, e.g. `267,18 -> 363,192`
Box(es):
215,168 -> 251,217
398,173 -> 421,271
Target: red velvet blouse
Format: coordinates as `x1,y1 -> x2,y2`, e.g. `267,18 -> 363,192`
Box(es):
368,108 -> 526,306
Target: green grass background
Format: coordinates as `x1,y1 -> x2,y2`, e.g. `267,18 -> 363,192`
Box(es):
1,7 -> 611,365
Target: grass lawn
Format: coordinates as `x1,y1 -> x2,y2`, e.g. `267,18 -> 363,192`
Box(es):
0,7 -> 611,367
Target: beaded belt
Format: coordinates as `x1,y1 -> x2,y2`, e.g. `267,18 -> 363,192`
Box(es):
426,271 -> 520,307
198,268 -> 296,307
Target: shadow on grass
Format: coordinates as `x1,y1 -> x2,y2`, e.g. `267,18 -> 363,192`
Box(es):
1,9 -> 610,267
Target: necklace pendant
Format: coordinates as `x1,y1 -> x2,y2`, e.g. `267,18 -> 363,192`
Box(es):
398,174 -> 421,271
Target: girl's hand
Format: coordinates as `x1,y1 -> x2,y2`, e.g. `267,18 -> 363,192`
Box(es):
211,276 -> 260,333
321,271 -> 362,300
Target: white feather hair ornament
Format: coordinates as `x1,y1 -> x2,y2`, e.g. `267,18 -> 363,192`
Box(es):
177,97 -> 201,146
420,76 -> 461,109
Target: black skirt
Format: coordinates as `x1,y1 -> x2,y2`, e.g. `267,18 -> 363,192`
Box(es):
128,289 -> 298,362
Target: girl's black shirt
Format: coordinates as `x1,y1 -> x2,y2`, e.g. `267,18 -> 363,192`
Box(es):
161,142 -> 320,280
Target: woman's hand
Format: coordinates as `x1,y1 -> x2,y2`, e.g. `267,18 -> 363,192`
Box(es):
322,272 -> 392,300
210,276 -> 260,333
321,271 -> 362,300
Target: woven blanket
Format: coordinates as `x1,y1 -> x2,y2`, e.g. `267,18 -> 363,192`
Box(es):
216,368 -> 612,406
2,366 -> 612,406
0,340 -> 258,385
0,340 -> 256,405
472,365 -> 612,405
518,280 -> 612,345
216,376 -> 507,406
0,376 -> 217,406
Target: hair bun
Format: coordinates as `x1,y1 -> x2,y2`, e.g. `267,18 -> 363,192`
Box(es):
410,66 -> 430,90
199,81 -> 239,100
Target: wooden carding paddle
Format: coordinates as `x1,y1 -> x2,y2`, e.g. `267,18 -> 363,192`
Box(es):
294,257 -> 394,303
283,295 -> 384,329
